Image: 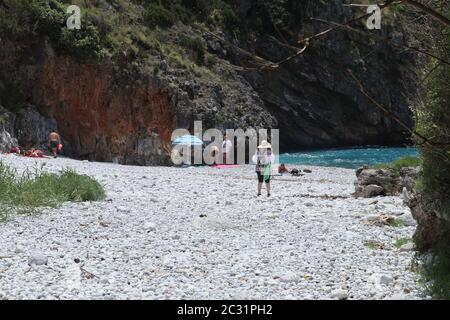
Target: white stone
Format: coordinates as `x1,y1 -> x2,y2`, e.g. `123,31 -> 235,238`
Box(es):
330,289 -> 348,300
379,274 -> 394,285
28,254 -> 48,266
397,213 -> 416,227
144,222 -> 156,231
399,243 -> 415,252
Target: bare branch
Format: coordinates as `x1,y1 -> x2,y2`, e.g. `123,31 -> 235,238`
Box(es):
310,17 -> 450,66
348,69 -> 427,143
348,70 -> 450,163
267,0 -> 398,70
401,0 -> 450,26
421,62 -> 442,84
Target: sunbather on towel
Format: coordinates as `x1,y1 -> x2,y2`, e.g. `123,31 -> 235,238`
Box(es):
278,163 -> 289,174
25,148 -> 45,158
10,147 -> 21,154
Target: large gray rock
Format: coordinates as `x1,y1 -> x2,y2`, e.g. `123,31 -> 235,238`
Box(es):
399,243 -> 415,252
354,167 -> 420,198
14,105 -> 58,149
407,193 -> 450,250
362,184 -> 384,198
0,105 -> 18,152
397,212 -> 416,227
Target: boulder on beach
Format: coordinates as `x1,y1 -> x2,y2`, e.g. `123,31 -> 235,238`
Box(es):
354,167 -> 420,198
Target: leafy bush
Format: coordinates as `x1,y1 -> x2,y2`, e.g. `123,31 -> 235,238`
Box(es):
413,4 -> 450,299
373,156 -> 422,170
222,5 -> 240,31
395,238 -> 411,248
0,0 -> 112,59
0,162 -> 105,220
416,34 -> 450,219
144,3 -> 177,28
419,241 -> 450,299
179,34 -> 206,64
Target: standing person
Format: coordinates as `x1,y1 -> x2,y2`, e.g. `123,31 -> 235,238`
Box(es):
48,130 -> 60,158
252,140 -> 275,197
222,133 -> 232,164
210,145 -> 219,166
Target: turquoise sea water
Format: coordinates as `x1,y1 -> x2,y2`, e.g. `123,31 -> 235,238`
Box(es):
279,147 -> 418,169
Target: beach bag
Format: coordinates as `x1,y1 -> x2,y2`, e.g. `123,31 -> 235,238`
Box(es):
263,164 -> 271,182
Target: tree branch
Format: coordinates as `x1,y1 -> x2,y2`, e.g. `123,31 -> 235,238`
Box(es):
263,0 -> 398,70
310,17 -> 450,66
348,70 -> 450,163
348,69 -> 427,142
401,0 -> 450,26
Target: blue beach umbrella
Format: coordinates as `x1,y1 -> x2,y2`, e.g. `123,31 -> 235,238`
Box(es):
172,135 -> 203,146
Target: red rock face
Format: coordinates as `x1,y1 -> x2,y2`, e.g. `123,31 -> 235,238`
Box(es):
35,57 -> 176,165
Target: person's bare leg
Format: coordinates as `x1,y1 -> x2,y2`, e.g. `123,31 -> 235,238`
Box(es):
266,182 -> 271,196
257,182 -> 262,196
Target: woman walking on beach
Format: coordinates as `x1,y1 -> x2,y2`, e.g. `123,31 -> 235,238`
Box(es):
252,140 -> 275,197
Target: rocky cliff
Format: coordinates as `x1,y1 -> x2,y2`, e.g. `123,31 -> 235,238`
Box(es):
228,0 -> 419,150
0,0 -> 421,164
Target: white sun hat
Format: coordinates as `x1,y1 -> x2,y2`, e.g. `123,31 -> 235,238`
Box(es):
257,140 -> 272,149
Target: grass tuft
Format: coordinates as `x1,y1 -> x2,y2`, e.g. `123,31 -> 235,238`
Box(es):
373,156 -> 422,170
0,162 -> 105,221
417,241 -> 450,299
364,240 -> 384,250
395,238 -> 412,248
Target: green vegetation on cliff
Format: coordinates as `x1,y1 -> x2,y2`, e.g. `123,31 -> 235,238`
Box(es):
416,35 -> 450,223
373,156 -> 422,171
413,2 -> 450,299
0,0 -> 239,62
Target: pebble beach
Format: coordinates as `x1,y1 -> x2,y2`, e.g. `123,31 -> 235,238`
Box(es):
0,154 -> 427,300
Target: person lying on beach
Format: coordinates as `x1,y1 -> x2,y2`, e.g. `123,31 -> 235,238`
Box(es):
252,140 -> 275,197
10,147 -> 21,154
25,148 -> 45,158
289,168 -> 304,176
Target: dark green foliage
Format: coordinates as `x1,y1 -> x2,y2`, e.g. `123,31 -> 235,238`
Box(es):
0,0 -> 241,61
179,34 -> 205,64
0,0 -> 111,59
413,3 -> 450,299
418,241 -> 450,299
373,156 -> 422,170
221,5 -> 240,31
141,0 -> 239,31
416,31 -> 450,223
0,162 -> 106,220
144,2 -> 178,28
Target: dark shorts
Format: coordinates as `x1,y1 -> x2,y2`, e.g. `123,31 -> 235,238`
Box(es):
50,141 -> 58,149
257,171 -> 270,183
